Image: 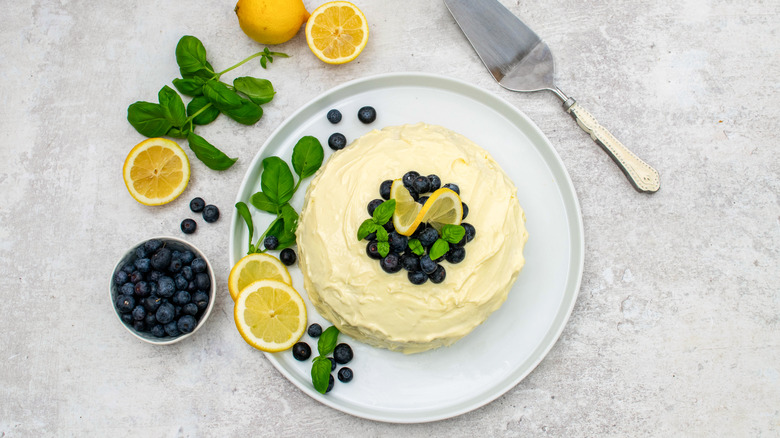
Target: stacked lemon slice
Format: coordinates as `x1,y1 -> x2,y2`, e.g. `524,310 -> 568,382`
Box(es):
391,179 -> 464,236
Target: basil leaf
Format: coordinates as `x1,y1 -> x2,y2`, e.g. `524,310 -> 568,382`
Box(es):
127,101 -> 172,137
235,201 -> 254,252
318,326 -> 340,356
377,241 -> 390,258
408,239 -> 424,256
375,226 -> 388,242
172,77 -> 205,97
429,239 -> 450,261
275,203 -> 299,250
175,36 -> 209,75
203,80 -> 243,111
260,157 -> 295,205
260,56 -> 268,69
291,136 -> 324,179
357,219 -> 378,241
224,98 -> 263,125
265,217 -> 284,243
158,85 -> 187,127
311,356 -> 332,394
233,77 -> 276,105
372,199 -> 396,225
186,132 -> 237,171
250,191 -> 279,214
441,224 -> 466,244
166,126 -> 190,139
186,96 -> 220,125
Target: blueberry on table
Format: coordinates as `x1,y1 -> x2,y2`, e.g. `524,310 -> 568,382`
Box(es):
116,295 -> 135,313
328,133 -> 347,150
143,239 -> 163,254
202,205 -> 220,223
155,302 -> 175,325
418,227 -> 439,248
172,290 -> 191,306
327,109 -> 342,124
443,183 -> 460,195
189,197 -> 205,213
401,253 -> 420,272
177,315 -> 197,334
379,179 -> 393,200
195,272 -> 211,291
402,171 -> 419,189
461,202 -> 469,220
164,321 -> 180,337
326,374 -> 335,393
191,258 -> 207,273
192,290 -> 209,311
114,270 -> 129,286
292,342 -> 312,361
151,248 -> 172,271
308,323 -> 323,338
462,223 -> 476,243
367,199 -> 384,216
181,218 -> 197,234
419,255 -> 438,275
427,174 -> 441,191
412,175 -> 430,194
429,265 -> 447,284
338,367 -> 353,383
366,241 -> 382,260
182,303 -> 198,316
120,282 -> 134,296
408,270 -> 428,285
445,246 -> 466,264
388,232 -> 408,253
150,324 -> 166,338
264,235 -> 279,250
333,343 -> 353,364
357,106 -> 376,124
380,253 -> 402,273
280,248 -> 296,266
417,196 -> 429,205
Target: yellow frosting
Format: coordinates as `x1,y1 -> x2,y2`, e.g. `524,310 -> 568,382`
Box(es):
296,123 -> 528,353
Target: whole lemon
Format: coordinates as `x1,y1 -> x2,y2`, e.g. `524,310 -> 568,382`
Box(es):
235,0 -> 310,45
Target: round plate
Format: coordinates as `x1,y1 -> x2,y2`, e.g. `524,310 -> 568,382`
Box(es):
229,72 -> 583,423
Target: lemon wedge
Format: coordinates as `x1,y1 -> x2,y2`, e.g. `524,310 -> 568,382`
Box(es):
234,279 -> 307,352
228,253 -> 293,301
305,1 -> 369,64
419,188 -> 463,233
390,179 -> 423,236
123,138 -> 190,206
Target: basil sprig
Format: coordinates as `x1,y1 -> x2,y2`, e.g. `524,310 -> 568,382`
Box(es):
311,326 -> 340,394
127,35 -> 288,171
356,199 -> 396,257
428,224 -> 466,260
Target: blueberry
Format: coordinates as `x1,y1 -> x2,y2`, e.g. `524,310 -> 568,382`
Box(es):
363,231 -> 377,241
187,281 -> 197,292
412,175 -> 430,194
420,255 -> 438,275
401,253 -> 420,271
328,133 -> 347,150
402,171 -> 419,189
429,265 -> 446,284
202,205 -> 220,223
417,196 -> 429,205
461,202 -> 469,220
326,374 -> 335,393
338,367 -> 353,383
445,246 -> 466,264
116,295 -> 135,313
157,276 -> 175,298
388,232 -> 408,253
383,221 -> 395,233
264,235 -> 279,250
192,290 -> 209,311
143,296 -> 162,312
114,270 -> 129,286
134,281 -> 151,298
418,227 -> 439,248
427,174 -> 441,191
149,270 -> 164,282
380,253 -> 402,273
366,241 -> 382,259
181,266 -> 193,281
308,323 -> 322,337
182,303 -> 198,316
121,263 -> 135,275
462,223 -> 476,243
129,270 -> 144,284
174,305 -> 182,319
120,282 -> 135,296
328,357 -> 337,371
190,197 -> 205,213
121,313 -> 133,325
177,315 -> 197,334
156,302 -> 175,325
443,183 -> 460,195
379,179 -> 393,200
168,258 -> 183,274
191,258 -> 207,273
151,324 -> 166,338
367,199 -> 384,216
333,343 -> 353,364
151,248 -> 172,271
143,239 -> 163,254
135,246 -> 149,259
411,223 -> 428,239
408,270 -> 428,285
357,106 -> 376,124
292,342 -> 312,361
327,109 -> 342,124
406,187 -> 419,201
133,320 -> 147,332
172,250 -> 182,260
149,282 -> 158,296
174,274 -> 188,290
144,313 -> 157,327
280,248 -> 296,266
180,251 -> 195,265
181,218 -> 197,234
195,272 -> 211,291
173,290 -> 191,306
164,321 -> 180,337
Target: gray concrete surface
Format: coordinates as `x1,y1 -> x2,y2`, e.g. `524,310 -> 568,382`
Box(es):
1,0 -> 778,436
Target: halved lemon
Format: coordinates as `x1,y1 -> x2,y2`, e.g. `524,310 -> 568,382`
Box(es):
228,253 -> 292,301
305,1 -> 369,64
419,188 -> 463,232
234,279 -> 307,352
123,138 -> 190,206
390,179 -> 423,236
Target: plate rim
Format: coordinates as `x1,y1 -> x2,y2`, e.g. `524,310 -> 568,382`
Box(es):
229,71 -> 584,423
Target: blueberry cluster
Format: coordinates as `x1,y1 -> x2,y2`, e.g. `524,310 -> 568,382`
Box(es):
325,106 -> 377,151
113,239 -> 211,338
180,197 -> 220,235
364,171 -> 477,285
293,324 -> 354,392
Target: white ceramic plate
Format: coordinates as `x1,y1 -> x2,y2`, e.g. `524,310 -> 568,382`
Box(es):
229,72 -> 583,423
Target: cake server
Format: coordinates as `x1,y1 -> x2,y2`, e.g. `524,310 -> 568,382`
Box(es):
443,0 -> 660,193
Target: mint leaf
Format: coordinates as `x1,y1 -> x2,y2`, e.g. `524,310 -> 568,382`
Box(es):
429,238 -> 449,260
408,239 -> 424,256
235,202 -> 254,254
250,191 -> 279,214
377,241 -> 390,257
311,356 -> 331,394
357,219 -> 378,240
372,199 -> 396,225
441,224 -> 466,244
291,136 -> 324,179
375,226 -> 388,242
318,326 -> 339,356
260,157 -> 295,205
186,132 -> 237,170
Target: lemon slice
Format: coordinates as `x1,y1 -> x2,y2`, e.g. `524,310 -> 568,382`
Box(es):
123,138 -> 190,206
228,253 -> 293,301
390,179 -> 423,236
419,188 -> 463,233
305,1 -> 369,64
234,279 -> 307,352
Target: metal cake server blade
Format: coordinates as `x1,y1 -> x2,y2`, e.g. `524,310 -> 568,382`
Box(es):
444,0 -> 660,193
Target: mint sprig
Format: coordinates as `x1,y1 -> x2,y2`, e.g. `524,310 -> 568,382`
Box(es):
428,224 -> 465,260
311,326 -> 340,394
356,199 -> 396,257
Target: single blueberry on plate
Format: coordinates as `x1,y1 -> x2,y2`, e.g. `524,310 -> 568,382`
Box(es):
114,270 -> 129,286
264,235 -> 279,250
195,272 -> 211,291
388,232 -> 408,253
164,321 -> 180,337
402,171 -> 419,189
191,258 -> 207,273
367,199 -> 383,216
420,254 -> 438,275
280,248 -> 296,266
172,290 -> 191,306
380,253 -> 402,273
400,253 -> 420,271
182,302 -> 198,316
202,204 -> 220,223
366,241 -> 382,260
357,106 -> 376,124
116,295 -> 135,313
189,197 -> 205,213
333,343 -> 353,364
418,227 -> 439,248
155,302 -> 175,325
443,183 -> 460,195
445,246 -> 466,264
412,175 -> 430,194
292,342 -> 312,361
308,323 -> 322,337
327,109 -> 342,124
429,265 -> 447,284
181,218 -> 197,234
150,324 -> 166,338
427,174 -> 441,191
151,248 -> 172,271
461,202 -> 469,220
120,282 -> 135,296
462,222 -> 476,243
338,367 -> 353,383
408,270 -> 428,285
379,179 -> 393,200
326,374 -> 335,393
177,315 -> 197,334
143,239 -> 163,254
328,133 -> 347,150
192,290 -> 209,311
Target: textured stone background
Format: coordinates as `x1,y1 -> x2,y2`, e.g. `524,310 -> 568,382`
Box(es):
1,0 -> 778,436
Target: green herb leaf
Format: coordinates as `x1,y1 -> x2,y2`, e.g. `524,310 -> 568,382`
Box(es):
158,85 -> 187,127
166,126 -> 190,139
235,201 -> 254,253
371,199 -> 396,225
261,157 -> 295,205
250,191 -> 279,214
175,36 -> 209,75
172,77 -> 206,97
186,96 -> 220,125
291,136 -> 324,179
377,241 -> 390,258
357,219 -> 378,240
429,238 -> 450,261
441,224 -> 466,244
318,326 -> 340,356
186,132 -> 237,171
260,56 -> 268,69
233,77 -> 276,105
127,101 -> 172,137
202,80 -> 243,111
375,226 -> 388,242
224,98 -> 263,125
408,239 -> 425,256
311,356 -> 332,394
265,218 -> 284,247
276,204 -> 299,250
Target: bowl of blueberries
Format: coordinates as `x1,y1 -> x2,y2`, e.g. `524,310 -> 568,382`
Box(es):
109,236 -> 216,345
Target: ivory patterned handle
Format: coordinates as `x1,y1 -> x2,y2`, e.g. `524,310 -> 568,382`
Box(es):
565,100 -> 660,193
